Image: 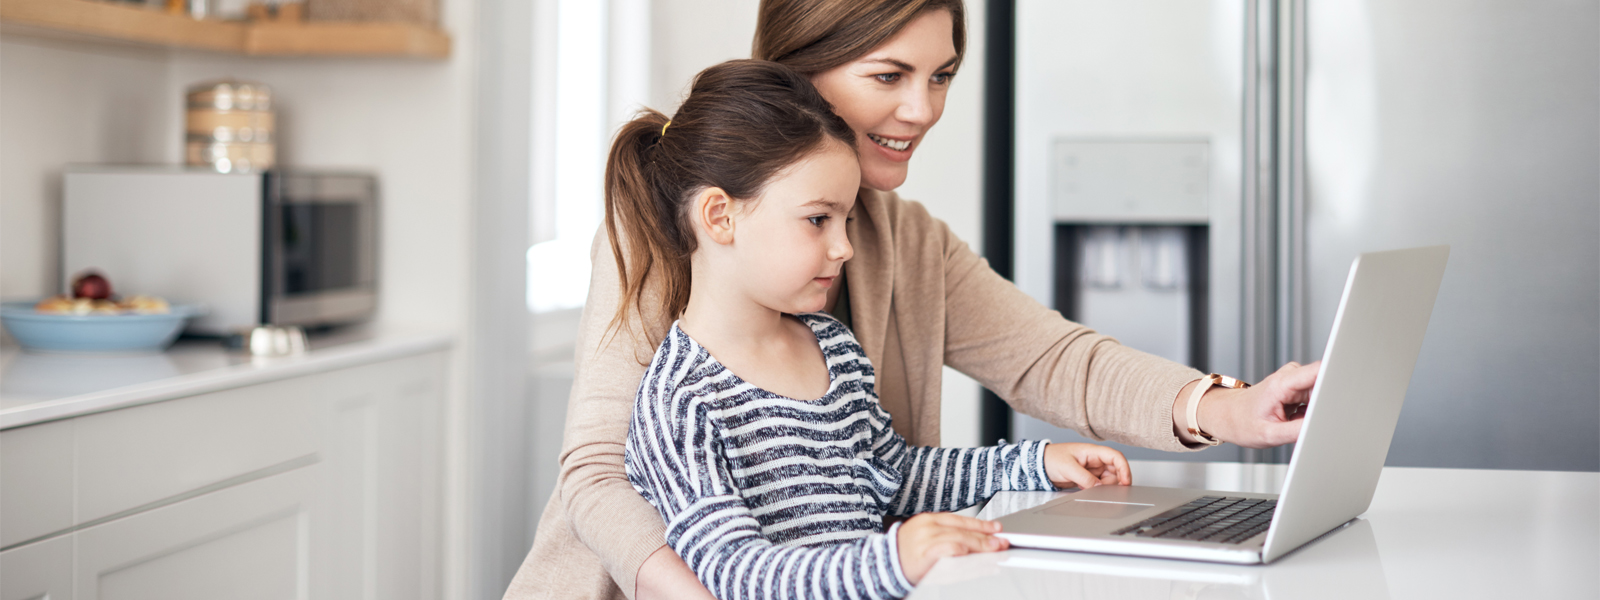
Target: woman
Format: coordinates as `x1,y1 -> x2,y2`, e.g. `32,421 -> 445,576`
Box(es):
504,2 -> 1317,599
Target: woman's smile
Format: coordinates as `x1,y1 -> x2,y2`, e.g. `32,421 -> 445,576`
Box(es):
865,132 -> 916,161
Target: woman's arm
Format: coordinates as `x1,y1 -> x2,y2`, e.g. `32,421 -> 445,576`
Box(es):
924,208 -> 1203,451
929,205 -> 1311,449
556,228 -> 712,598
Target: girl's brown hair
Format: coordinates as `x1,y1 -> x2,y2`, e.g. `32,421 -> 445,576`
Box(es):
604,60 -> 856,340
752,0 -> 967,75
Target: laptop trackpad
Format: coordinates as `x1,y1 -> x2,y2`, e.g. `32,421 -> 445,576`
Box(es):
1042,499 -> 1155,519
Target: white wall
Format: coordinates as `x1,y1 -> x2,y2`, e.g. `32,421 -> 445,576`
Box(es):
0,5 -> 481,597
0,38 -> 175,301
646,0 -> 989,447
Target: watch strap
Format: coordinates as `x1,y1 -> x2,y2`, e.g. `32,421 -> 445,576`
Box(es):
1185,374 -> 1250,446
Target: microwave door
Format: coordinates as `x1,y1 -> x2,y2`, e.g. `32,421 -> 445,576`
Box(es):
266,172 -> 379,328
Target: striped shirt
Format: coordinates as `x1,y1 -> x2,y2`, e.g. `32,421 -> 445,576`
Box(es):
625,313 -> 1056,600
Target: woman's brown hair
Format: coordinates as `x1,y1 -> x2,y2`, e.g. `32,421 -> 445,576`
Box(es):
752,0 -> 967,75
604,60 -> 856,341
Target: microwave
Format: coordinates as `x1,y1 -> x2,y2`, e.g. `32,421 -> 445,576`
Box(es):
64,168 -> 379,336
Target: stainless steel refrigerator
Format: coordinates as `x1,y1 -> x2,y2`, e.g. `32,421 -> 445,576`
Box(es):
1002,0 -> 1598,471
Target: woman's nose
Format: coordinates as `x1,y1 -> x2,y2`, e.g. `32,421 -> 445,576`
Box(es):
895,84 -> 934,125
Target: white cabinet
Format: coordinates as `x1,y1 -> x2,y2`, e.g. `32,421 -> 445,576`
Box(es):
0,418 -> 74,548
1,535 -> 73,600
310,354 -> 445,600
72,374 -> 318,526
0,348 -> 446,600
76,466 -> 315,600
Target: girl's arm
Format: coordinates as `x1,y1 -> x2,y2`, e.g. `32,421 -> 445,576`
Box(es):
626,390 -> 912,600
866,404 -> 1057,516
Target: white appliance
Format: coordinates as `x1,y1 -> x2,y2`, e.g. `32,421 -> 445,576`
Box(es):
1002,0 -> 1598,471
63,168 -> 379,336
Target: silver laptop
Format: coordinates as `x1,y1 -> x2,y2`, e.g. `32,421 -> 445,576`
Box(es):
995,245 -> 1449,564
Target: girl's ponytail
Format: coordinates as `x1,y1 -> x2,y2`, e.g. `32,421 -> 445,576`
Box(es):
603,109 -> 690,345
601,60 -> 857,346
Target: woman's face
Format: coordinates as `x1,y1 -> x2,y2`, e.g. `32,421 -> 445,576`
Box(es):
809,9 -> 959,192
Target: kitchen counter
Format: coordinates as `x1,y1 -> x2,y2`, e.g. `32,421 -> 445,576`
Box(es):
0,327 -> 452,430
910,460 -> 1598,600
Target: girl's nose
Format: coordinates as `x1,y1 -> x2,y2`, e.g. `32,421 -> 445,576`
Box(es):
831,234 -> 854,263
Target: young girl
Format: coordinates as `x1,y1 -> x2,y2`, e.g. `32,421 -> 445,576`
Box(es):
613,60 -> 1132,600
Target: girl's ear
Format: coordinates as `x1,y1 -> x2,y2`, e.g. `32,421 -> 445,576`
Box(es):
695,186 -> 738,245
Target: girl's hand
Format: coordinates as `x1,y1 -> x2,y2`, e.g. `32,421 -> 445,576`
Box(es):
1045,443 -> 1132,489
895,513 -> 1008,585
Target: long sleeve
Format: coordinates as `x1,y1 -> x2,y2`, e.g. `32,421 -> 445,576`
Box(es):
554,228 -> 679,595
880,440 -> 1056,517
861,388 -> 1055,516
625,353 -> 913,600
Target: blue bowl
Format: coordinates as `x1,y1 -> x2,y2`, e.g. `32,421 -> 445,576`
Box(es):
1,301 -> 204,353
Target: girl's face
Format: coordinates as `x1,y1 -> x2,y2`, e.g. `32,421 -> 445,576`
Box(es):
809,9 -> 958,192
733,141 -> 861,314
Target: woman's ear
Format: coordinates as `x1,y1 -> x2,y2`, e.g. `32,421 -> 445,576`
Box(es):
695,186 -> 738,245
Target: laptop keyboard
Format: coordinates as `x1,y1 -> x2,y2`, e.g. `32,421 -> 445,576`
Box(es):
1110,496 -> 1276,544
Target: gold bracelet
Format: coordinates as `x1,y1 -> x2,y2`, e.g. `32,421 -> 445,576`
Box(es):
1185,374 -> 1250,446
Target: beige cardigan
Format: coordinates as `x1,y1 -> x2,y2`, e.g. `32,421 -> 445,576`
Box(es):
502,190 -> 1203,600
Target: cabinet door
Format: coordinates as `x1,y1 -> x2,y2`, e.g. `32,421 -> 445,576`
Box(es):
313,351 -> 445,600
0,419 -> 75,548
0,535 -> 73,600
73,465 -> 317,600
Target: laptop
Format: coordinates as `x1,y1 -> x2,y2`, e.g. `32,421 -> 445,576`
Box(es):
994,245 -> 1449,564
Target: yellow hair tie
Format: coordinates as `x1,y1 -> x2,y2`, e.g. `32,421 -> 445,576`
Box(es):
661,121 -> 671,137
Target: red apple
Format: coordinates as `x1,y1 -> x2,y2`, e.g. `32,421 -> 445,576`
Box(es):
72,271 -> 113,300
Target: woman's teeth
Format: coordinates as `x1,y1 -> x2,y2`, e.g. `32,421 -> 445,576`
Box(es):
867,133 -> 911,152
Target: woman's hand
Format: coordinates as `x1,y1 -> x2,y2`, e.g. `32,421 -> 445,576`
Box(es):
1178,361 -> 1321,449
896,513 -> 1008,585
1044,443 -> 1132,489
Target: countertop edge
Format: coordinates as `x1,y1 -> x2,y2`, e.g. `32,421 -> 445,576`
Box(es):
1,333 -> 453,430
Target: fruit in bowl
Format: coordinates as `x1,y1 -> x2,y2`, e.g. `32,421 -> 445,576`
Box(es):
2,271 -> 202,353
71,271 -> 114,300
34,294 -> 171,315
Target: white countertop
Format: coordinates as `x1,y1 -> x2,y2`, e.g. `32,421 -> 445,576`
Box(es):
0,327 -> 453,430
912,460 -> 1598,600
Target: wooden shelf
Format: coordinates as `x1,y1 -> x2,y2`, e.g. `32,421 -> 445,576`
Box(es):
0,0 -> 450,59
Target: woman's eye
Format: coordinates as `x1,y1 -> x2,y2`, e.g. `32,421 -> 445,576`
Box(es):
808,216 -> 828,227
932,72 -> 953,85
874,73 -> 901,84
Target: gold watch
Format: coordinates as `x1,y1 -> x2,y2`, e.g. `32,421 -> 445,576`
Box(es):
1185,374 -> 1251,446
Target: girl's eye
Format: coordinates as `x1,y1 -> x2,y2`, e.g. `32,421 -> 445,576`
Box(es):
808,216 -> 828,227
874,73 -> 901,84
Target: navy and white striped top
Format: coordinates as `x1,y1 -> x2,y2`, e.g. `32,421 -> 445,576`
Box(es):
625,313 -> 1056,600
